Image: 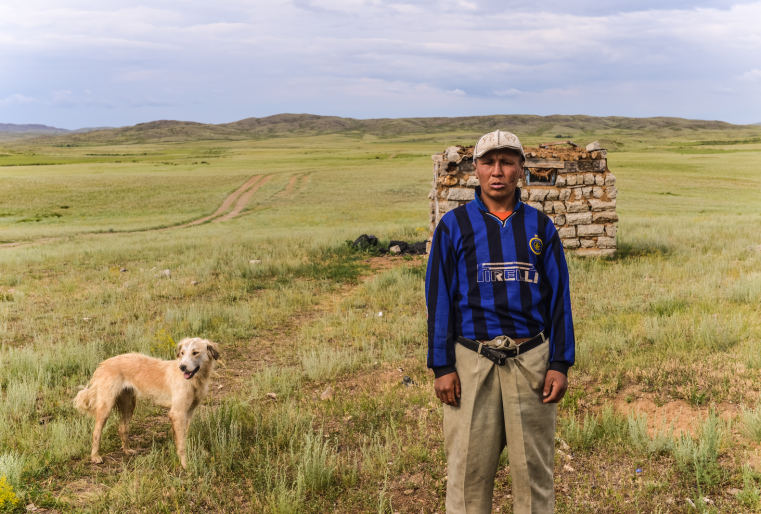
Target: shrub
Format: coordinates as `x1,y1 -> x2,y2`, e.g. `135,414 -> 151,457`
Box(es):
627,413 -> 674,455
47,417 -> 91,462
736,464 -> 761,509
0,476 -> 19,510
297,430 -> 337,493
598,405 -> 629,443
300,347 -> 359,381
150,329 -> 176,359
740,403 -> 761,442
673,410 -> 723,487
0,453 -> 24,490
0,377 -> 37,421
560,413 -> 598,450
251,366 -> 302,400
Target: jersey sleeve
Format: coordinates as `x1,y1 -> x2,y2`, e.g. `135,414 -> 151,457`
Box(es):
425,221 -> 459,375
540,223 -> 575,375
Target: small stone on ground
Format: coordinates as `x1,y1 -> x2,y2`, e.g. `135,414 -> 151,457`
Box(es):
321,386 -> 335,401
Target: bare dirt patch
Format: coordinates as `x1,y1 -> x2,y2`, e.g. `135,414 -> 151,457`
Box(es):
608,388 -> 741,437
366,254 -> 426,272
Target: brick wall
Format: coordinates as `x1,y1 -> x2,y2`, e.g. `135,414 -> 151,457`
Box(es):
428,142 -> 618,257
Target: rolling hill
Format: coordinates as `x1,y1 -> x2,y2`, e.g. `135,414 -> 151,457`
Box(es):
7,113 -> 760,146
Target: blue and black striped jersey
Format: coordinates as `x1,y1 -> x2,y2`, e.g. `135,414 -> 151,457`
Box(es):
425,187 -> 575,377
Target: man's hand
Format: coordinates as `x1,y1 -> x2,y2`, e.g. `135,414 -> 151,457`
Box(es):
434,372 -> 461,406
542,370 -> 568,403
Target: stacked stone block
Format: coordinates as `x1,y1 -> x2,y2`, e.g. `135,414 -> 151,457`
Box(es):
428,142 -> 618,257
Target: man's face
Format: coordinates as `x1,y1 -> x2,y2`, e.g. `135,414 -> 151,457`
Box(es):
474,149 -> 524,204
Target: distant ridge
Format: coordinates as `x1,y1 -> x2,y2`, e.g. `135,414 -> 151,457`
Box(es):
10,114 -> 759,145
0,123 -> 69,133
0,123 -> 113,134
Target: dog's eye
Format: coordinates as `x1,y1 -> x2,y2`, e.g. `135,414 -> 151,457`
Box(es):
193,352 -> 198,356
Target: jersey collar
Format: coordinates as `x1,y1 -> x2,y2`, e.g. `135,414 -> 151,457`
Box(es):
473,186 -> 523,213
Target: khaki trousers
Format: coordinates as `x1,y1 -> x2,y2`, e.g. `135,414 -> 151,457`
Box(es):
444,340 -> 557,514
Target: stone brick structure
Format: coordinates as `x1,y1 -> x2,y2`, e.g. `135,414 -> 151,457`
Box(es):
428,142 -> 617,257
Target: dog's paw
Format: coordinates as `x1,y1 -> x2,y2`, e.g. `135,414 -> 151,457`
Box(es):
91,455 -> 104,464
124,449 -> 137,456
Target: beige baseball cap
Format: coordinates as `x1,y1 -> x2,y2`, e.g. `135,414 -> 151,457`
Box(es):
473,130 -> 525,162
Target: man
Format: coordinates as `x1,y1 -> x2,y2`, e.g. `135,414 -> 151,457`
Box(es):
425,130 -> 575,514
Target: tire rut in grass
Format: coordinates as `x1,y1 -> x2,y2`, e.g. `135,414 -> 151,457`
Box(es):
179,174 -> 264,227
1,173 -> 275,250
276,175 -> 299,198
214,175 -> 274,222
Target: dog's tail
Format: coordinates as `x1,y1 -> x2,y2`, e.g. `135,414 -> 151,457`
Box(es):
74,383 -> 97,416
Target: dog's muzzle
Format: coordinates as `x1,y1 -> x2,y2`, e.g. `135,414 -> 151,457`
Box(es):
182,366 -> 200,380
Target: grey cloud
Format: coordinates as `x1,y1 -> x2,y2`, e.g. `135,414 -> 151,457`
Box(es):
1,0 -> 760,127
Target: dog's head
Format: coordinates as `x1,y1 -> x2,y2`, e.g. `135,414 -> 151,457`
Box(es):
176,338 -> 220,380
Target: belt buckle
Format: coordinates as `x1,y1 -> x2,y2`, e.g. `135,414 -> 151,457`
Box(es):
492,335 -> 515,351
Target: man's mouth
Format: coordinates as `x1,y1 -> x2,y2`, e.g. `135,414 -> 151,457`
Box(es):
183,366 -> 200,380
489,183 -> 506,189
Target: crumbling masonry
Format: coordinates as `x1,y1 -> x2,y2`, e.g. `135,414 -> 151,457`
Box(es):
428,142 -> 618,257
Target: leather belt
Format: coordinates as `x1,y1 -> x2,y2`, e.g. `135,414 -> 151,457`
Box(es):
457,332 -> 546,366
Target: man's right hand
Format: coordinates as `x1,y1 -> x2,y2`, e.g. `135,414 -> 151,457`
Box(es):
434,372 -> 461,406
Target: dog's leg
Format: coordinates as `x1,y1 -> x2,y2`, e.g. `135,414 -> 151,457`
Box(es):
91,400 -> 114,464
184,405 -> 197,435
169,409 -> 189,469
116,389 -> 138,456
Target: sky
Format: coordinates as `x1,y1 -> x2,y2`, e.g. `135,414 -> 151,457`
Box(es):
1,0 -> 760,129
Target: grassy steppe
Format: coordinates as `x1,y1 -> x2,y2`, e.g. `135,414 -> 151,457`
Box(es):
0,121 -> 760,513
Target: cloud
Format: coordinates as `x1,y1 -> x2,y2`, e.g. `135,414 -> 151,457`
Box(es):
0,94 -> 35,104
1,0 -> 760,126
493,89 -> 523,97
738,69 -> 761,81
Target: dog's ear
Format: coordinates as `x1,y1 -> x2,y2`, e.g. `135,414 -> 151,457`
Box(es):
176,338 -> 189,359
206,341 -> 220,361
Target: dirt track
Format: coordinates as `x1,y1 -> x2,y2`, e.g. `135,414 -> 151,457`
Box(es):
180,175 -> 265,227
276,175 -> 298,198
1,173 -> 276,249
215,175 -> 273,222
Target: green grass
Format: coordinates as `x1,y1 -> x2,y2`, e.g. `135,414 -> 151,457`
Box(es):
1,122 -> 761,512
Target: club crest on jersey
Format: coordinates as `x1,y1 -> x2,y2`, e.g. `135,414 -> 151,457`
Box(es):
529,235 -> 543,255
478,262 -> 539,284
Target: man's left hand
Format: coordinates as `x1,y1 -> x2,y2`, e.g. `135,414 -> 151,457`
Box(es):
542,370 -> 568,403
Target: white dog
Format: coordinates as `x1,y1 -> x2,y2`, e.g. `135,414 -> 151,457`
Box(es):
74,338 -> 220,468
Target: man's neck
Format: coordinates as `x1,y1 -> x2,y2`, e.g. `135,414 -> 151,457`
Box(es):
479,188 -> 518,213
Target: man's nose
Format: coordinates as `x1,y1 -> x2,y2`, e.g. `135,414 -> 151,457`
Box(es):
179,364 -> 187,371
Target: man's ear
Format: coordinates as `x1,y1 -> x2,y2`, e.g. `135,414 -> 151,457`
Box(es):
206,341 -> 220,361
176,338 -> 189,359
